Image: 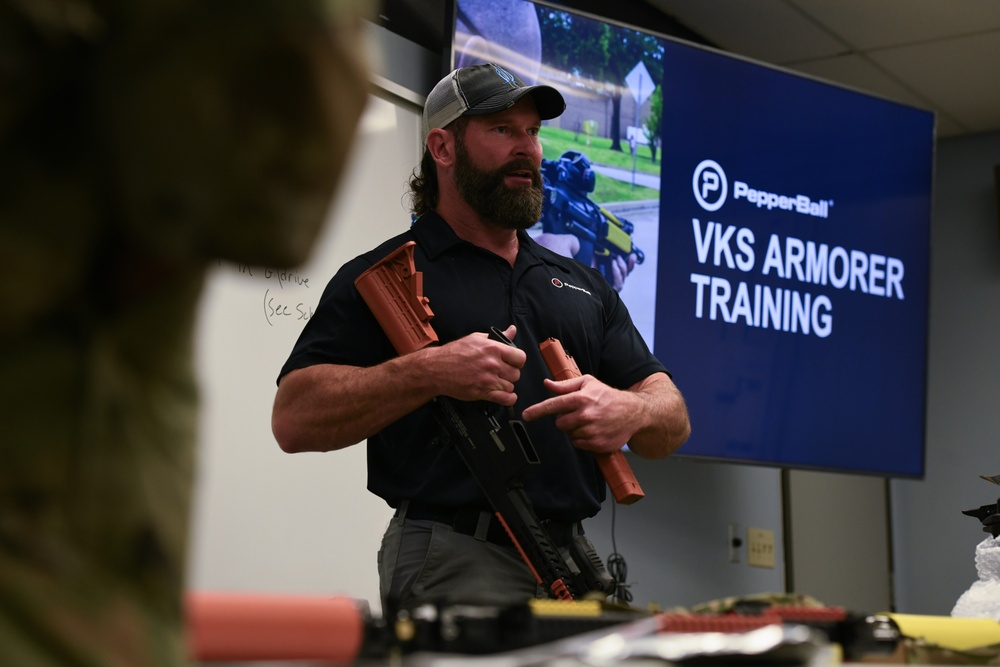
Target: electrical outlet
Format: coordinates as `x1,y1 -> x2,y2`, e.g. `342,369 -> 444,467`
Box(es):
747,527 -> 776,568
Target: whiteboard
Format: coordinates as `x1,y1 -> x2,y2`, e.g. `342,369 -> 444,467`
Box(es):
188,91 -> 421,614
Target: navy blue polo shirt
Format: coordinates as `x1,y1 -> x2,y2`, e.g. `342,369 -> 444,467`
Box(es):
278,211 -> 667,522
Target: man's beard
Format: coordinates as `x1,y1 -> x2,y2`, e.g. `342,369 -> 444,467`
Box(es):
453,135 -> 544,230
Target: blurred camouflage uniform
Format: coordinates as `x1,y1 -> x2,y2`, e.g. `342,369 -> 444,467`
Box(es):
0,0 -> 374,664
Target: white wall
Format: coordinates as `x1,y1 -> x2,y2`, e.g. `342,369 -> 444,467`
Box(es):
584,457 -> 785,610
188,91 -> 422,613
890,129 -> 1000,614
785,470 -> 892,613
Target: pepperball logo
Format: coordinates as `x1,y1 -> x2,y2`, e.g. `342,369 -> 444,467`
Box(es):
693,159 -> 728,212
550,277 -> 592,296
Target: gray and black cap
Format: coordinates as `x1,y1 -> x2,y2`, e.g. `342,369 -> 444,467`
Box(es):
421,62 -> 566,143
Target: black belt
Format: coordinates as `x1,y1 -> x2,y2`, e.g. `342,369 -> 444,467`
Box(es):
399,503 -> 579,549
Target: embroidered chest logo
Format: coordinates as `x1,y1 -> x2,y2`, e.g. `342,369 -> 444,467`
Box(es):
550,277 -> 592,296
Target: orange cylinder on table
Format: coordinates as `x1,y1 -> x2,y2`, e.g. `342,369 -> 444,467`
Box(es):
186,592 -> 365,663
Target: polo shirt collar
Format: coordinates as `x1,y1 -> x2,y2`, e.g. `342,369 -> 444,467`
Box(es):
412,211 -> 578,274
411,211 -> 463,259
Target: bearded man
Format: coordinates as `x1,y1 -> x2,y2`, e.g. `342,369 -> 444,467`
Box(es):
271,63 -> 689,611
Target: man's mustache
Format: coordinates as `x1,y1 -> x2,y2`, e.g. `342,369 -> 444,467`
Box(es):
502,159 -> 543,188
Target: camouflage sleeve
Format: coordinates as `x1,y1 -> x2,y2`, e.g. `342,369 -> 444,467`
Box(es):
0,3 -> 376,665
103,0 -> 375,267
0,0 -> 375,336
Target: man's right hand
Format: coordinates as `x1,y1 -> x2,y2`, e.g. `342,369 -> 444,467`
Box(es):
433,324 -> 525,406
273,325 -> 526,453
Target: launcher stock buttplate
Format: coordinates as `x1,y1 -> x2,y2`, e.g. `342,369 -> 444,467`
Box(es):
354,241 -> 438,355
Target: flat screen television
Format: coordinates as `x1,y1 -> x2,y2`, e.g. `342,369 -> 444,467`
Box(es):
448,0 -> 935,477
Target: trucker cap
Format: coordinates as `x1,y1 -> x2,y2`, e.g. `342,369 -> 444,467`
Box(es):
421,62 -> 566,142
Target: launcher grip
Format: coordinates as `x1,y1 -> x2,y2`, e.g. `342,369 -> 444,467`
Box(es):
539,337 -> 644,505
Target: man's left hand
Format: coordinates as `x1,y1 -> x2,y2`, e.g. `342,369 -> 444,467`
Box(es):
521,375 -> 638,454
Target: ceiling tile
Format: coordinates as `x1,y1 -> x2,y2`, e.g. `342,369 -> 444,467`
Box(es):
647,0 -> 846,62
869,31 -> 1000,134
788,0 -> 1000,51
787,54 -> 934,110
640,0 -> 1000,138
787,55 -> 961,137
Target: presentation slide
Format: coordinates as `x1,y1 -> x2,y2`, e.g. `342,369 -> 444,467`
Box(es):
655,40 -> 934,475
452,0 -> 934,476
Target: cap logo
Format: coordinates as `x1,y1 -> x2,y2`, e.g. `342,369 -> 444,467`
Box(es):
493,64 -> 517,86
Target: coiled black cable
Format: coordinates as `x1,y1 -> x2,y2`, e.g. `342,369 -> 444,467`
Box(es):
606,501 -> 633,604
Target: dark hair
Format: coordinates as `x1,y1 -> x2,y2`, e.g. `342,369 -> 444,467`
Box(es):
407,148 -> 439,217
407,117 -> 468,216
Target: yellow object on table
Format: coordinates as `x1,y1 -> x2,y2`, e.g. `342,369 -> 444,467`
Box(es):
885,613 -> 1000,652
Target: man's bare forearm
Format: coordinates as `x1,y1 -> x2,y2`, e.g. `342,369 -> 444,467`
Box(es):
272,329 -> 526,453
624,373 -> 691,459
271,350 -> 438,453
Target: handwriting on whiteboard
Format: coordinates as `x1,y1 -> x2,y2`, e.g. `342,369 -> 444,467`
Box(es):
231,264 -> 317,327
263,288 -> 314,326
